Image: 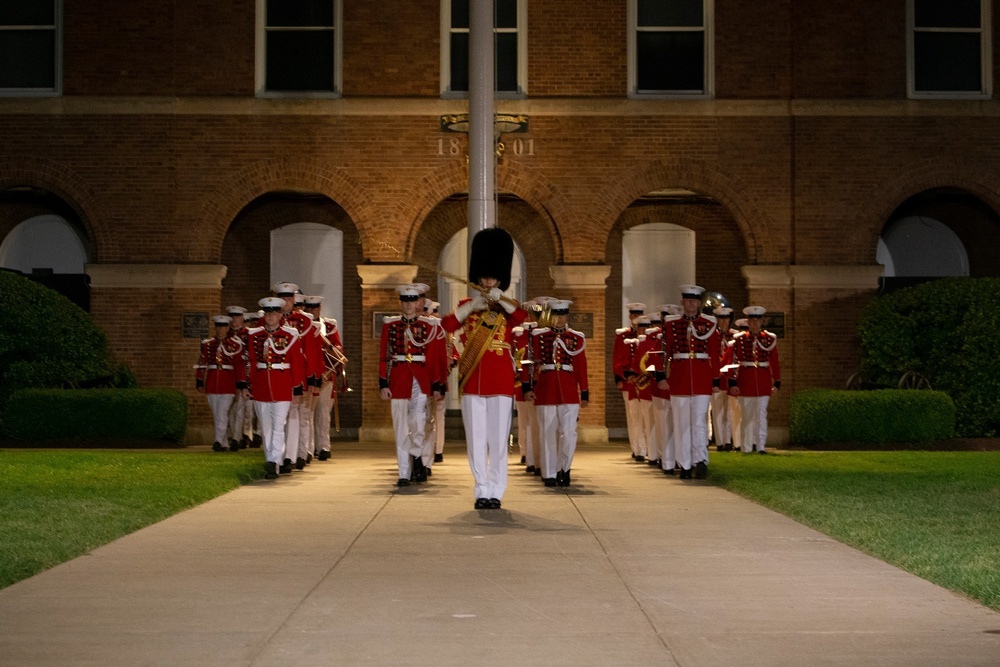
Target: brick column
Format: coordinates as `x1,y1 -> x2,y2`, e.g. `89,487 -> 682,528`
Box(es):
356,264 -> 419,442
742,264 -> 883,446
85,264 -> 227,444
550,264 -> 612,445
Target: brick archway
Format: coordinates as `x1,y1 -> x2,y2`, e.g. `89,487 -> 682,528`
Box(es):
853,160 -> 1000,262
0,156 -> 110,261
199,158 -> 375,261
398,159 -> 568,264
592,158 -> 772,265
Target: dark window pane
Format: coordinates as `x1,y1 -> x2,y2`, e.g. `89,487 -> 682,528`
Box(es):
267,0 -> 333,28
266,30 -> 334,91
914,0 -> 980,29
451,0 -> 469,29
0,1 -> 55,26
496,0 -> 517,29
638,0 -> 703,28
450,32 -> 469,91
496,32 -> 517,91
914,32 -> 982,91
637,31 -> 704,91
0,30 -> 55,88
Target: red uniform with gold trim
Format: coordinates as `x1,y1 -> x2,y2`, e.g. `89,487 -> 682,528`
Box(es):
511,324 -> 535,401
442,301 -> 527,396
662,314 -> 721,395
241,325 -> 306,402
378,315 -> 448,398
529,326 -> 588,405
282,310 -> 322,387
195,334 -> 243,394
635,328 -> 669,400
730,330 -> 780,396
613,326 -> 641,399
718,327 -> 736,392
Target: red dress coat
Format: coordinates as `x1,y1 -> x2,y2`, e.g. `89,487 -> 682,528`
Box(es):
662,314 -> 721,396
529,326 -> 588,405
282,311 -> 321,386
195,334 -> 244,394
511,324 -> 536,401
240,325 -> 306,402
378,316 -> 448,398
635,328 -> 669,400
613,327 -> 642,400
730,331 -> 781,397
442,301 -> 527,397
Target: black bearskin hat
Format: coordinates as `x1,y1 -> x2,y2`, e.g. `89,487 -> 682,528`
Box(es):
468,227 -> 514,291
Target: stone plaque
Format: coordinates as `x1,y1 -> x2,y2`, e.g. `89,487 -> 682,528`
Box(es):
764,312 -> 785,338
182,312 -> 210,339
373,311 -> 396,339
569,312 -> 594,338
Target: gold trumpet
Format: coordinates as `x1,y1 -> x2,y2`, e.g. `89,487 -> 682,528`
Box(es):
634,351 -> 652,391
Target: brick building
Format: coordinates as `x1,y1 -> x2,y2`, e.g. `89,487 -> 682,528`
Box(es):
2,0 -> 998,444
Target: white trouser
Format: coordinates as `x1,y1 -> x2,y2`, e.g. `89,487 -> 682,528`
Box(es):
228,392 -> 251,441
255,400 -> 291,464
536,403 -> 580,477
710,389 -> 731,446
391,378 -> 427,479
434,397 -> 446,455
462,394 -> 512,501
284,399 -> 313,462
739,395 -> 770,452
314,380 -> 335,452
624,395 -> 647,457
517,399 -> 538,467
284,404 -> 299,462
638,398 -> 655,459
652,396 -> 674,469
207,393 -> 235,445
299,394 -> 316,456
671,394 -> 711,471
421,395 -> 440,467
728,394 -> 743,451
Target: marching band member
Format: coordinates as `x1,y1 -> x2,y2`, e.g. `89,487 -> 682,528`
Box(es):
305,295 -> 346,462
274,283 -> 322,472
729,306 -> 781,454
239,297 -> 306,479
441,227 -> 527,510
379,285 -> 448,486
195,315 -> 243,452
613,303 -> 647,462
524,299 -> 588,487
711,306 -> 736,452
225,305 -> 252,450
511,301 -> 539,474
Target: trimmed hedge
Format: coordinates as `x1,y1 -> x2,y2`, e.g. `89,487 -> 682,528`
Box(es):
859,277 -> 1000,437
790,389 -> 955,445
1,388 -> 187,443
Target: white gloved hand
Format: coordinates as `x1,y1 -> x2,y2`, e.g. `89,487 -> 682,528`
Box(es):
471,294 -> 489,311
499,296 -> 517,314
488,287 -> 503,302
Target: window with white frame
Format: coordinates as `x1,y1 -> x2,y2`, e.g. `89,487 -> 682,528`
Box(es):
441,0 -> 526,98
909,0 -> 991,97
258,0 -> 342,96
628,0 -> 713,98
0,0 -> 60,95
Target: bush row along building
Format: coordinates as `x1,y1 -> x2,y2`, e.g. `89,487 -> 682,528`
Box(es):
2,1 -> 999,443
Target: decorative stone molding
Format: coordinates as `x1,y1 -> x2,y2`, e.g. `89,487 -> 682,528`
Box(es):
85,264 -> 227,289
549,264 -> 612,290
742,264 -> 884,291
356,264 -> 419,288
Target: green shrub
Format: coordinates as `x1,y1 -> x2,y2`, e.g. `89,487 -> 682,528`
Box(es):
859,277 -> 1000,437
1,388 -> 187,443
790,389 -> 955,445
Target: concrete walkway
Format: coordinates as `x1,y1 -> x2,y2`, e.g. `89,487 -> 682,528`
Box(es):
1,444 -> 998,666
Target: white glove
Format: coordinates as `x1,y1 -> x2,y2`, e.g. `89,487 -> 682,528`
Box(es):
470,294 -> 489,311
488,287 -> 503,302
499,297 -> 516,314
454,295 -> 488,323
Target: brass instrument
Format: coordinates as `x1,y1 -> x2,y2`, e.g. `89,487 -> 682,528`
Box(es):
634,351 -> 652,391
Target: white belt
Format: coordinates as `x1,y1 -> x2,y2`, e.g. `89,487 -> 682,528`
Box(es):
208,364 -> 233,370
740,361 -> 769,367
392,354 -> 425,362
672,353 -> 709,360
257,362 -> 290,370
540,363 -> 573,372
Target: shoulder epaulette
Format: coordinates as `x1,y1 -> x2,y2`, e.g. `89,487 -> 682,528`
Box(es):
247,326 -> 265,334
764,330 -> 777,339
702,314 -> 718,324
383,315 -> 401,324
532,327 -> 551,336
615,327 -> 630,335
567,328 -> 586,338
645,326 -> 661,335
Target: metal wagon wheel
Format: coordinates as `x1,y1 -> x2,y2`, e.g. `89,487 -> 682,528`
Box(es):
898,370 -> 932,390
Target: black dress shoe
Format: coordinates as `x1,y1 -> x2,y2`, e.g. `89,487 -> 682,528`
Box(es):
556,470 -> 566,486
228,439 -> 240,452
412,457 -> 427,482
525,465 -> 535,474
758,449 -> 768,455
520,456 -> 526,464
434,453 -> 443,463
533,468 -> 541,476
279,462 -> 293,474
564,470 -> 571,486
635,455 -> 645,463
264,462 -> 278,479
425,467 -> 432,477
679,468 -> 692,479
252,434 -> 263,448
317,450 -> 331,461
663,468 -> 675,475
240,436 -> 251,449
543,478 -> 557,487
474,498 -> 489,509
212,442 -> 226,452
295,457 -> 306,470
397,478 -> 410,487
488,498 -> 501,509
647,458 -> 661,467
306,453 -> 312,464
694,461 -> 708,479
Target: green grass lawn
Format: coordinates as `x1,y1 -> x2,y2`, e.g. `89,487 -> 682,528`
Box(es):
709,450 -> 1000,612
0,450 -> 263,589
